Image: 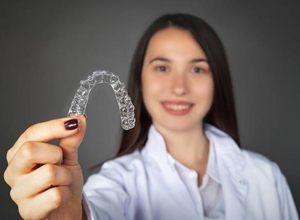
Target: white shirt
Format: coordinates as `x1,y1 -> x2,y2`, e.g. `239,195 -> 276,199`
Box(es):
167,138 -> 224,219
82,124 -> 299,220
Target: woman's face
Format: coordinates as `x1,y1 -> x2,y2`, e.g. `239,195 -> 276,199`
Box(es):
141,27 -> 214,132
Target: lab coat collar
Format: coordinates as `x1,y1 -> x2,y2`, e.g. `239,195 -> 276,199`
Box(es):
144,123 -> 245,171
143,123 -> 248,220
203,124 -> 249,219
165,131 -> 221,185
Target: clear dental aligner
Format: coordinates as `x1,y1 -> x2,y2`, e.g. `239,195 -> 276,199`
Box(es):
67,70 -> 135,130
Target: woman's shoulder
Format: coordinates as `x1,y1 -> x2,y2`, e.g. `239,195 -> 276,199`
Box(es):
84,150 -> 145,190
205,123 -> 283,179
97,149 -> 146,177
240,149 -> 283,181
241,149 -> 274,165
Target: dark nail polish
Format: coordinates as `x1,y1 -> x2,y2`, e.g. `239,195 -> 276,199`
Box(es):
64,119 -> 78,130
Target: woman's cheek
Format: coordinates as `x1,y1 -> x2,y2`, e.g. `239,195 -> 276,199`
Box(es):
196,79 -> 214,106
204,80 -> 214,109
147,76 -> 166,96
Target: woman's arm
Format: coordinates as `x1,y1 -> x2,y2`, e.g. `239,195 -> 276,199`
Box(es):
81,161 -> 130,220
272,162 -> 299,220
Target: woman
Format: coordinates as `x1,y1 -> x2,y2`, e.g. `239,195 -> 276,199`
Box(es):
4,13 -> 299,220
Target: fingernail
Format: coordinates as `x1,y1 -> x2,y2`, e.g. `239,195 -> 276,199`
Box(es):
64,119 -> 78,130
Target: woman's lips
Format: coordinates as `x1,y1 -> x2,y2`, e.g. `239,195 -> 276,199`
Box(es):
161,101 -> 193,116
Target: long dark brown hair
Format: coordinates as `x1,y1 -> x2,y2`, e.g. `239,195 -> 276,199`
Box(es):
91,13 -> 240,170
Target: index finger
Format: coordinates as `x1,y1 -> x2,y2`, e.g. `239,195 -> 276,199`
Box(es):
7,116 -> 81,164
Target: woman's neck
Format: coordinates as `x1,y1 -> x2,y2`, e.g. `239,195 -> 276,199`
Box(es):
154,123 -> 209,177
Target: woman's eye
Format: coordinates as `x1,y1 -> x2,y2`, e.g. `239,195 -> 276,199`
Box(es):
191,66 -> 206,74
155,65 -> 168,72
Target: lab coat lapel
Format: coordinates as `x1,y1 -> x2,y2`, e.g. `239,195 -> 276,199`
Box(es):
219,158 -> 248,220
205,124 -> 248,220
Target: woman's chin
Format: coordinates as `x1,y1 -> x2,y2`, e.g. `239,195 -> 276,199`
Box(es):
155,120 -> 200,133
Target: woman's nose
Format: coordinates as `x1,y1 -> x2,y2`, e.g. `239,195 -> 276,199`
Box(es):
171,74 -> 188,96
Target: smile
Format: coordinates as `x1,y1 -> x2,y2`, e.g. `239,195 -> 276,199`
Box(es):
161,101 -> 193,115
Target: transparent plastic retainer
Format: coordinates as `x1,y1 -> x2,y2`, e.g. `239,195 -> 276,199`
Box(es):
67,70 -> 135,130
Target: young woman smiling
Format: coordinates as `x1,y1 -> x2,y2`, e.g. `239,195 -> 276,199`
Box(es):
4,13 -> 299,220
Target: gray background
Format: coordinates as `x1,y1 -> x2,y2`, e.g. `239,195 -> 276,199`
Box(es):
1,0 -> 299,218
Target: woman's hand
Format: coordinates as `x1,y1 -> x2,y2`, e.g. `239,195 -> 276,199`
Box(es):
3,116 -> 87,220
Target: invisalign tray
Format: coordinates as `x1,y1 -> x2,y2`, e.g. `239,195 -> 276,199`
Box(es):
67,70 -> 135,130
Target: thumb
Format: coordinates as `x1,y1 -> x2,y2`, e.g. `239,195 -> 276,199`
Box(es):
59,115 -> 87,166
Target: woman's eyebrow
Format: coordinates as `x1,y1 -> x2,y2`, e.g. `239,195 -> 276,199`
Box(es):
149,57 -> 171,64
190,58 -> 208,63
148,57 -> 208,64
149,57 -> 208,63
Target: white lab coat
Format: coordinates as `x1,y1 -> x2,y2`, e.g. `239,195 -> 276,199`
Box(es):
82,124 -> 299,220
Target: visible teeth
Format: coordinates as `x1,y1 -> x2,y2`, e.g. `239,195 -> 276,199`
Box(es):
165,104 -> 191,110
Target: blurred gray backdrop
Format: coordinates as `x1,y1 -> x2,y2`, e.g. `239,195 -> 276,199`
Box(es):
1,0 -> 299,218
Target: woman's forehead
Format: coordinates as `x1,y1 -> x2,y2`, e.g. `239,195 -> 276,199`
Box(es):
145,27 -> 207,61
